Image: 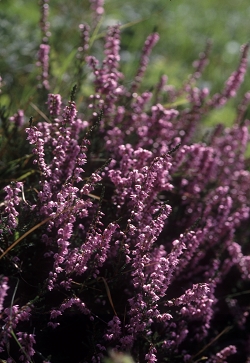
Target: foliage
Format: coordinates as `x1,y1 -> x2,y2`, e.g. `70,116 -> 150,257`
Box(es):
1,1 -> 250,363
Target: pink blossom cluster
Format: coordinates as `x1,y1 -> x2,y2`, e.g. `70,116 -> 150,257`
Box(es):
0,277 -> 9,314
9,110 -> 25,128
2,182 -> 23,231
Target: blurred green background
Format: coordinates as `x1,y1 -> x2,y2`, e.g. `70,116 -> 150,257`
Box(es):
0,0 -> 249,125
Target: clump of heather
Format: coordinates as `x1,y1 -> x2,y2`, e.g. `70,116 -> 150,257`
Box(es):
1,2 -> 250,363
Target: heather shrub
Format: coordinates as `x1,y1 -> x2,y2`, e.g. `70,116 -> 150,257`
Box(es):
1,1 -> 250,363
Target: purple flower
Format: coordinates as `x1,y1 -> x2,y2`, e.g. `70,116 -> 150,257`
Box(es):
37,43 -> 50,89
2,6 -> 250,361
145,347 -> 157,363
9,110 -> 25,127
208,44 -> 249,107
209,345 -> 237,363
16,332 -> 36,362
104,316 -> 121,341
0,276 -> 9,313
131,33 -> 160,92
47,94 -> 62,117
39,0 -> 50,42
89,0 -> 104,24
3,182 -> 23,231
78,23 -> 90,54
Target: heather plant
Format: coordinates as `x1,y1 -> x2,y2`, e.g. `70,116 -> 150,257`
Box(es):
1,1 -> 250,363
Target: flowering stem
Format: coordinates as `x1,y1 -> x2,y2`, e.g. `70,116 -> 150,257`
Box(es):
10,330 -> 35,363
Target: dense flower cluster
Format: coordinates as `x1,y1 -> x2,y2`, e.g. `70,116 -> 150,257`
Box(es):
1,1 -> 250,363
